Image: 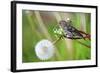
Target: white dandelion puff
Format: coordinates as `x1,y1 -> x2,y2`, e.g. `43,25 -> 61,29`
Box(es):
35,40 -> 55,60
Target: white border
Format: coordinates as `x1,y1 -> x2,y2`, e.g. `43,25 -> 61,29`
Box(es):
16,3 -> 96,70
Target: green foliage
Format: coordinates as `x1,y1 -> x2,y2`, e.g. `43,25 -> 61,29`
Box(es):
22,10 -> 91,62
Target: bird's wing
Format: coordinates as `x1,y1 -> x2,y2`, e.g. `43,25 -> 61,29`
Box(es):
67,25 -> 83,38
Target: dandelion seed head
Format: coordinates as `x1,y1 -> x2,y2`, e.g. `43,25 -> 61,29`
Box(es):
35,40 -> 55,60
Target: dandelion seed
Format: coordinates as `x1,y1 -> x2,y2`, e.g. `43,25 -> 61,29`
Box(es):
35,40 -> 55,60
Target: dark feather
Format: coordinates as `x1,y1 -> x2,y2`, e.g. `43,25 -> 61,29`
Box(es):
59,20 -> 84,39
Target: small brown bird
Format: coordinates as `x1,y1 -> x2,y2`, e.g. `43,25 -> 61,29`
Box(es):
59,20 -> 84,39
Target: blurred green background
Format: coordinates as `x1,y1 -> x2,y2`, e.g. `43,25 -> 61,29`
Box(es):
22,10 -> 91,63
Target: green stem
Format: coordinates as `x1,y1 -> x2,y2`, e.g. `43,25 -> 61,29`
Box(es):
52,36 -> 62,45
76,40 -> 90,48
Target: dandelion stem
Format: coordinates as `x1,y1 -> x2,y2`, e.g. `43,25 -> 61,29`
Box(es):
52,36 -> 62,45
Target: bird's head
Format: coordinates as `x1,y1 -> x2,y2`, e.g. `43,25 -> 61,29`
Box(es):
59,18 -> 71,28
59,20 -> 68,28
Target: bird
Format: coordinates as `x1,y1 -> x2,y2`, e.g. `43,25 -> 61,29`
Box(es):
59,19 -> 84,39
